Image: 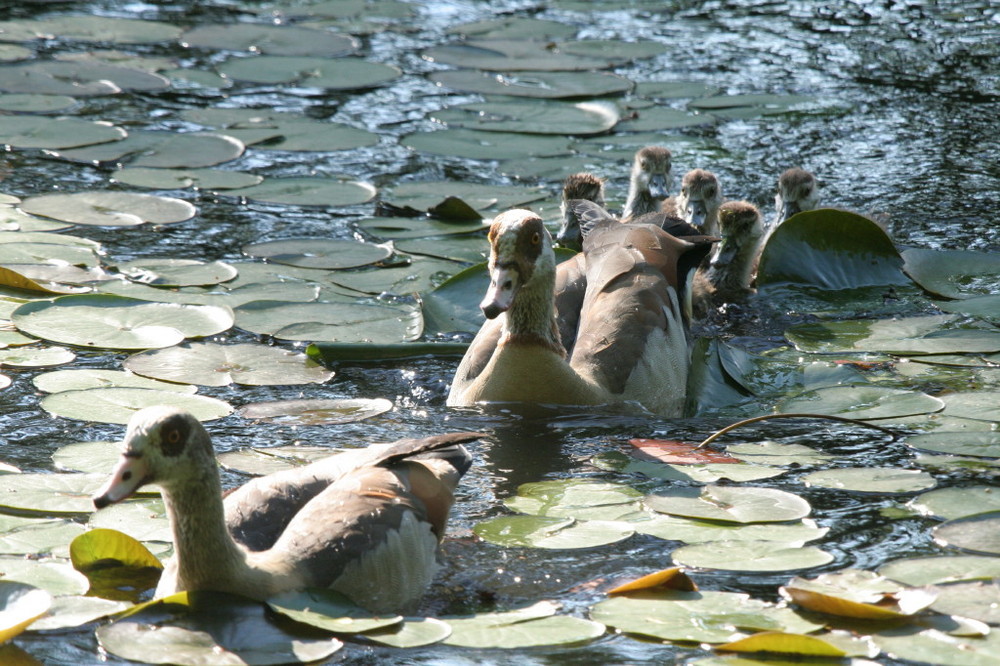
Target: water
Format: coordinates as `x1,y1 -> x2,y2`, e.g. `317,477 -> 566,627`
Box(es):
1,0 -> 999,664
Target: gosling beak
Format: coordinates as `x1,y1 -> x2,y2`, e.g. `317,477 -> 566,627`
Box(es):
481,265 -> 519,320
93,453 -> 150,509
779,199 -> 801,222
647,173 -> 670,200
688,200 -> 708,230
555,220 -> 582,252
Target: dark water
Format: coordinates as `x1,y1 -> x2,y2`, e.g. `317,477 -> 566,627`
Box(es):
2,0 -> 999,664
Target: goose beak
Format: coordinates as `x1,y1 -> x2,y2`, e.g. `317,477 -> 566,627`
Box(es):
93,453 -> 150,509
688,200 -> 708,229
647,173 -> 670,200
481,265 -> 519,319
778,199 -> 801,222
555,220 -> 582,252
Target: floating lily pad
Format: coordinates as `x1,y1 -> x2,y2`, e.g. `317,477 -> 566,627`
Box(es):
116,258 -> 238,288
672,540 -> 834,572
592,451 -> 784,485
267,589 -> 401,634
0,61 -> 169,96
635,81 -> 720,99
926,581 -> 1000,626
802,467 -> 936,494
503,479 -> 644,521
614,107 -> 715,131
906,431 -> 1000,458
34,369 -> 197,395
432,100 -> 619,135
934,511 -> 1000,555
880,555 -> 1000,586
757,209 -> 909,290
238,398 -> 392,425
902,247 -> 1000,299
125,342 -> 334,387
28,595 -> 131,632
182,24 -> 358,57
235,300 -> 422,343
111,167 -> 263,190
784,314 -> 1000,356
0,346 -> 76,368
363,617 -> 453,648
20,191 -> 196,227
442,600 -> 604,648
224,177 -> 376,206
0,242 -> 99,270
430,69 -> 632,99
181,109 -> 379,152
56,131 -> 244,168
0,516 -> 85,556
0,16 -> 182,44
726,441 -> 835,467
780,569 -> 936,619
777,385 -> 944,420
40,388 -> 232,424
0,473 -> 106,516
0,93 -> 76,113
53,441 -> 124,474
356,216 -> 486,241
401,127 -> 573,160
89,497 -> 171,543
908,486 -> 1000,521
690,92 -> 816,112
218,446 -> 333,477
874,623 -> 1000,665
329,258 -> 463,296
473,515 -> 634,549
0,115 -> 125,149
218,55 -> 400,89
12,294 -> 234,349
242,238 -> 390,269
447,17 -> 577,40
938,391 -> 1000,422
423,39 -> 626,71
396,236 -> 489,264
420,263 -> 488,335
645,485 -> 811,524
0,581 -> 51,643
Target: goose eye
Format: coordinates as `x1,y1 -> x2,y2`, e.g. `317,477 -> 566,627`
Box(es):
166,428 -> 181,445
531,232 -> 541,245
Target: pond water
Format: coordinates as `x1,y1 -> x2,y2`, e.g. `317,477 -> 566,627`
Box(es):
1,0 -> 999,664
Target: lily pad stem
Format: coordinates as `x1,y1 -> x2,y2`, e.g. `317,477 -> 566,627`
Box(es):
696,412 -> 902,449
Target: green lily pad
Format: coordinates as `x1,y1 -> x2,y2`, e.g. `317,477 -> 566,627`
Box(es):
880,555 -> 1000,586
218,55 -> 399,89
906,431 -> 1000,458
363,616 -> 452,648
442,600 -> 604,648
633,513 -> 828,544
402,127 -> 573,160
672,540 -> 834,572
389,181 -> 548,213
267,589 -> 401,633
802,467 -> 937,494
614,107 -> 716,131
432,100 -> 619,135
690,93 -> 816,111
936,294 -> 1000,325
0,558 -> 89,598
116,258 -> 237,288
420,263 -> 488,335
242,237 -> 390,269
645,485 -> 811,524
780,568 -> 935,618
89,497 -> 171,543
0,516 -> 85,556
590,590 -> 822,644
328,257 -> 463,296
0,16 -> 182,44
725,441 -> 835,467
56,131 -> 244,168
19,191 -> 196,227
447,16 -> 577,40
423,39 -> 626,71
0,61 -> 168,96
902,247 -> 1000,299
237,398 -> 392,425
12,294 -> 234,349
874,624 -> 1000,665
0,93 -> 76,113
53,441 -> 124,474
124,342 -> 334,387
592,451 -> 785,484
635,80 -> 720,99
909,486 -> 1000,521
181,109 -> 379,152
235,300 -> 422,343
111,167 -> 263,190
224,177 -> 376,206
429,69 -> 632,99
934,511 -> 1000,555
0,115 -> 125,149
784,314 -> 1000,355
40,388 -> 232,424
34,369 -> 197,394
395,236 -> 489,264
0,581 -> 51,643
777,385 -> 944,420
939,391 -> 1000,422
757,209 -> 909,290
927,581 -> 1000,625
356,216 -> 486,241
28,595 -> 131,632
217,446 -> 332,477
181,24 -> 358,57
0,345 -> 75,368
0,473 -> 106,516
503,479 -> 644,520
473,515 -> 634,549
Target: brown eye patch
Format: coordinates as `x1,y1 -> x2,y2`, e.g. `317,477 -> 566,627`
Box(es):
159,414 -> 190,457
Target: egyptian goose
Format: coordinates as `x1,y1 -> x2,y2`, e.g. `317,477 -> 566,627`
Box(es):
621,146 -> 673,221
691,200 -> 764,317
93,406 -> 478,612
662,168 -> 724,236
555,171 -> 607,251
447,209 -> 714,416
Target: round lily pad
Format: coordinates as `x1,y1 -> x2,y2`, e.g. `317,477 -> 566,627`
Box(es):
926,580 -> 1000,625
672,540 -> 834,572
0,473 -> 106,516
116,258 -> 238,288
218,55 -> 400,89
20,191 -> 196,227
447,17 -> 577,40
0,61 -> 169,96
939,391 -> 1000,422
429,70 -> 632,99
432,100 -> 619,135
28,595 -> 131,632
802,467 -> 936,494
443,612 -> 604,649
218,446 -> 333,477
89,497 -> 171,543
902,247 -> 1000,299
387,181 -> 547,213
267,589 -> 401,634
363,617 -> 452,648
0,115 -> 125,149
473,515 -> 634,549
40,388 -> 232,424
56,131 -> 245,168
124,342 -> 334,387
52,441 -> 124,474
182,24 -> 358,57
12,294 -> 234,349
0,93 -> 76,113
423,40 -> 622,71
906,431 -> 1000,458
402,127 -> 574,160
238,398 -> 392,425
112,167 -> 263,190
645,485 -> 811,524
614,107 -> 715,131
234,300 -> 422,343
908,486 -> 1000,521
34,369 -> 197,394
777,385 -> 944,421
0,345 -> 76,368
933,511 -> 1000,555
880,555 -> 1000,586
0,16 -> 182,44
503,479 -> 644,520
242,238 -> 390,269
224,177 -> 376,207
0,516 -> 86,556
328,257 -> 463,296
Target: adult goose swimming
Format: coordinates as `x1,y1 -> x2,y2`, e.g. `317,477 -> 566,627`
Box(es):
93,406 -> 480,612
447,209 -> 714,416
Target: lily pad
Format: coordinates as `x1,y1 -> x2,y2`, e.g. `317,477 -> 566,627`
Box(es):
614,107 -> 716,131
908,486 -> 1000,521
473,515 -> 634,549
181,109 -> 379,152
442,601 -> 604,648
780,569 -> 936,619
238,398 -> 392,425
0,16 -> 182,45
938,391 -> 1000,422
423,39 -> 626,71
0,516 -> 86,556
0,93 -> 76,113
0,345 -> 76,368
116,258 -> 238,288
363,617 -> 452,648
906,431 -> 1000,458
112,167 -> 263,190
0,581 -> 51,643
0,473 -> 106,516
34,369 -> 197,395
503,479 -> 644,520
234,300 -> 422,343
926,581 -> 1000,625
242,237 -> 390,269
402,127 -> 573,160
40,388 -> 232,424
0,115 -> 125,149
880,555 -> 1000,586
56,131 -> 244,168
802,467 -> 936,494
0,61 -> 169,96
446,17 -> 577,40
53,441 -> 124,474
672,540 -> 834,572
218,55 -> 400,89
224,177 -> 377,206
12,294 -> 234,349
429,69 -> 632,99
777,385 -> 944,420
645,485 -> 811,524
182,24 -> 358,57
432,100 -> 619,135
934,511 -> 1000,555
757,209 -> 909,290
420,263 -> 488,335
124,342 -> 334,387
329,257 -> 463,296
20,191 -> 196,227
267,589 -> 401,633
28,595 -> 131,632
88,497 -> 171,543
874,624 -> 1000,665
902,247 -> 1000,299
632,513 -> 828,544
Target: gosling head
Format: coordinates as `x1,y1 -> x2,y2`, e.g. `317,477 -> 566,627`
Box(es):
775,167 -> 820,223
631,146 -> 673,201
481,209 -> 553,320
556,172 -> 606,251
677,169 -> 723,231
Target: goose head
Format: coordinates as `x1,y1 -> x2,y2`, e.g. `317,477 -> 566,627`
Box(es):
481,209 -> 555,324
94,406 -> 213,509
622,146 -> 672,220
556,171 -> 606,251
775,167 -> 819,223
675,168 -> 723,235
